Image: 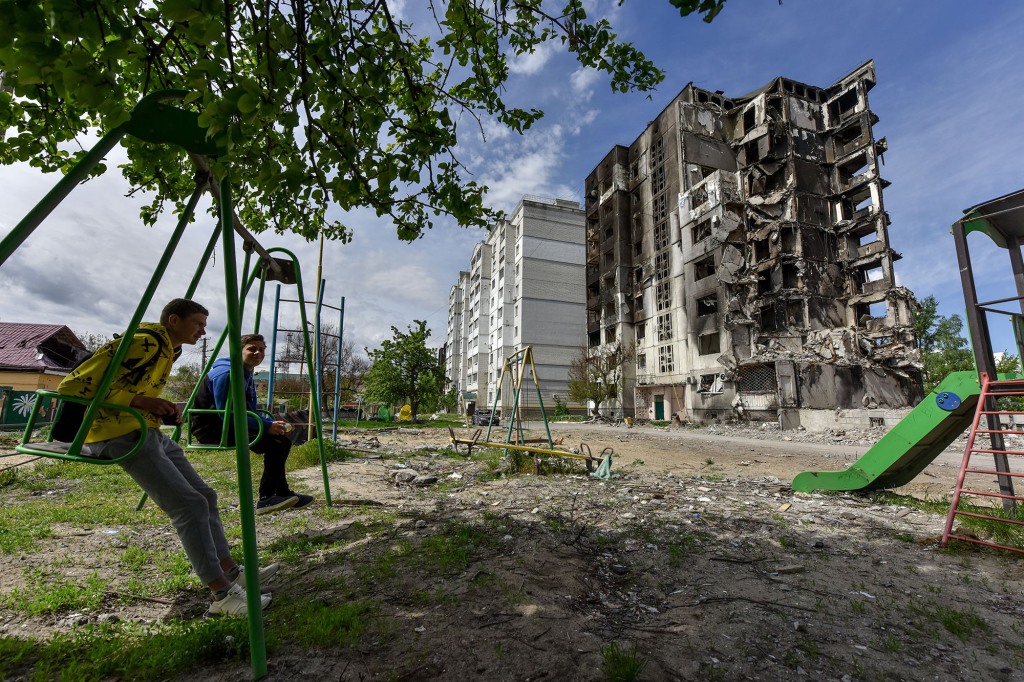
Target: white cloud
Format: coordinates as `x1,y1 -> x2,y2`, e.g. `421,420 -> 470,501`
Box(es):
508,41 -> 558,76
570,67 -> 602,99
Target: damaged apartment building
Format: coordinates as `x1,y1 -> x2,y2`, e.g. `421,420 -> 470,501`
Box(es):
584,60 -> 922,430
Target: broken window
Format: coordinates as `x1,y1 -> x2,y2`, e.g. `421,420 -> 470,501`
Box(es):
786,300 -> 803,327
745,139 -> 761,164
653,193 -> 667,221
588,331 -> 601,347
692,218 -> 711,245
694,254 -> 715,280
757,270 -> 772,295
753,238 -> 770,263
659,345 -> 675,373
828,88 -> 860,123
605,326 -> 617,343
781,227 -> 798,253
656,281 -> 672,311
698,332 -> 721,355
782,264 -> 799,288
651,136 -> 665,166
656,313 -> 673,341
634,293 -> 644,313
636,322 -> 646,341
637,353 -> 647,370
699,373 -> 720,393
654,221 -> 670,251
759,305 -> 780,332
653,166 -> 667,195
697,294 -> 718,316
743,107 -> 757,133
833,122 -> 866,157
655,252 -> 670,280
690,181 -> 709,209
837,152 -> 869,187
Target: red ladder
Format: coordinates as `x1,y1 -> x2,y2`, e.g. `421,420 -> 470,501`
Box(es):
942,373 -> 1024,554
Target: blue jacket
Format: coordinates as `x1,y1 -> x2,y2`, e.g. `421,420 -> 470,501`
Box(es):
201,357 -> 272,433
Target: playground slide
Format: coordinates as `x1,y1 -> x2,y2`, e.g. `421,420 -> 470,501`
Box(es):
791,371 -> 1017,493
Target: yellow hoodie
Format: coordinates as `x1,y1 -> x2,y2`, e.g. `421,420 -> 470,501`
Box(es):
57,323 -> 177,443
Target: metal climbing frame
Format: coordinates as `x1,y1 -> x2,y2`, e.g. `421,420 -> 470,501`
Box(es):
942,189 -> 1024,551
0,90 -> 299,679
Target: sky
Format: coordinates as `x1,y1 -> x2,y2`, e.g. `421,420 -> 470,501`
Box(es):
3,0 -> 1024,368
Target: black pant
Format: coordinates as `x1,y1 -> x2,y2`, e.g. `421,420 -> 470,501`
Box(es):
195,428 -> 292,500
248,432 -> 292,500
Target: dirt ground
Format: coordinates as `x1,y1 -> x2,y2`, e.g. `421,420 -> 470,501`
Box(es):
3,421 -> 1024,681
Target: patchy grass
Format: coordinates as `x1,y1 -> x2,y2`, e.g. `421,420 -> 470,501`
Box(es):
0,619 -> 253,682
601,641 -> 647,682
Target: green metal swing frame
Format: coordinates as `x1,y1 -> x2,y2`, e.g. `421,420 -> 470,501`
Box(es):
0,90 -> 326,679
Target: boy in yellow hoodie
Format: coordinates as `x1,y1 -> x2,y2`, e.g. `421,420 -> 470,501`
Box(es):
59,298 -> 276,616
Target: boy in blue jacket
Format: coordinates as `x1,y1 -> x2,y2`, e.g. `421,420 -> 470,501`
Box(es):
191,333 -> 314,515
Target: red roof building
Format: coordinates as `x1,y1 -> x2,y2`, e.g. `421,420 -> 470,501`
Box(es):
0,323 -> 86,391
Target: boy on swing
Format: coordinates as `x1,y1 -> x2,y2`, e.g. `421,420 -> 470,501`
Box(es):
58,299 -> 277,616
190,333 -> 314,515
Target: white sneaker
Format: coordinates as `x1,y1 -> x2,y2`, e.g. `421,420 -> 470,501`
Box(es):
232,562 -> 280,589
208,583 -> 272,616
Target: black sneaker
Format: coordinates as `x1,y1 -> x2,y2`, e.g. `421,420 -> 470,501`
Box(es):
284,491 -> 315,510
255,494 -> 299,515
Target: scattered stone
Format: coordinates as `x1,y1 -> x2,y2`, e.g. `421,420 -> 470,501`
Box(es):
391,469 -> 418,483
413,474 -> 438,485
775,565 -> 805,574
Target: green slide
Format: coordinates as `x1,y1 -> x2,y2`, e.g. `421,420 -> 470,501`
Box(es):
791,371 -> 1016,493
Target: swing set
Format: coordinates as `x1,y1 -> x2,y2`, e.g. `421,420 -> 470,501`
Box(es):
0,90 -> 333,679
448,346 -> 613,476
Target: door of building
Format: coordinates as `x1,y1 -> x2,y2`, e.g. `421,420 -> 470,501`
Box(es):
654,394 -> 665,421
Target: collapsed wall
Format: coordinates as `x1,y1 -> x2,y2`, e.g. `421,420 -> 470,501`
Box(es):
585,61 -> 923,429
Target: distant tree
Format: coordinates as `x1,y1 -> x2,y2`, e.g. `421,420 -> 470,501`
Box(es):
566,343 -> 635,419
913,295 -> 1020,392
162,362 -> 202,402
363,321 -> 444,423
76,331 -> 113,352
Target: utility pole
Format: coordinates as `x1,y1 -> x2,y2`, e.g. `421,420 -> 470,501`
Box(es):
201,337 -> 209,367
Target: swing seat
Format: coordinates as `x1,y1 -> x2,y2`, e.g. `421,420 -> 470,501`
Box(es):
16,390 -> 150,464
183,407 -> 266,449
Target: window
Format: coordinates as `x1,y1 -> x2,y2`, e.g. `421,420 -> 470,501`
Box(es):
699,373 -> 720,393
654,221 -> 669,251
692,218 -> 711,244
698,332 -> 720,355
656,313 -> 672,341
605,326 -> 617,343
697,294 -> 718,316
637,353 -> 647,370
655,252 -> 670,280
635,322 -> 646,341
658,345 -> 674,373
694,254 -> 715,280
656,282 -> 672,311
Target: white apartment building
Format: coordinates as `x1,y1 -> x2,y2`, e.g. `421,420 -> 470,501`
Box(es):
447,196 -> 587,418
443,271 -> 470,397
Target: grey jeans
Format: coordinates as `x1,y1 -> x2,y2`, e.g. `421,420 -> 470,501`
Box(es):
93,430 -> 231,585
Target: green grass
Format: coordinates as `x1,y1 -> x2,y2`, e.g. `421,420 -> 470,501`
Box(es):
280,600 -> 371,648
0,619 -> 254,682
601,641 -> 647,682
2,568 -> 107,616
871,491 -> 1024,551
419,522 -> 493,574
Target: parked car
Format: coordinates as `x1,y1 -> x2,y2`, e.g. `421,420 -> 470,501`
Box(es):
472,409 -> 501,426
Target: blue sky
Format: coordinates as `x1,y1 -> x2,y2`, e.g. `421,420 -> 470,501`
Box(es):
2,0 -> 1024,367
